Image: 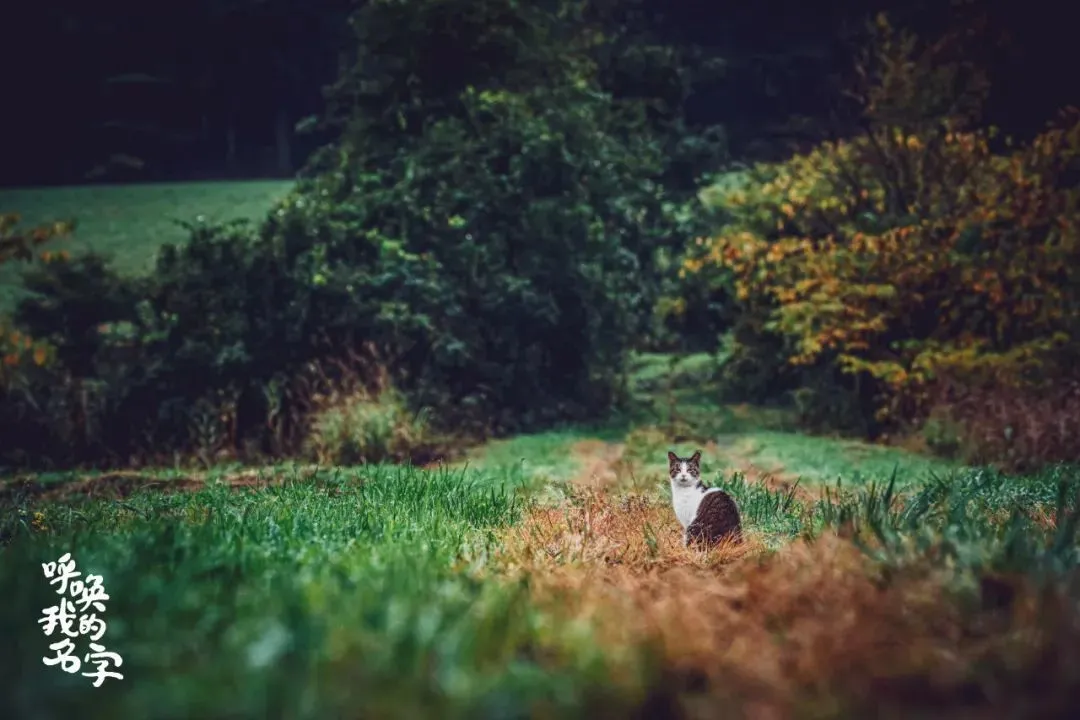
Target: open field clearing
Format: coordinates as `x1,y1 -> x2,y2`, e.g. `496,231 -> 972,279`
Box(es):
0,180 -> 293,312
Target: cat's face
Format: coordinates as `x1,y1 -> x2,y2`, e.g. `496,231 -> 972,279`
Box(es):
668,450 -> 701,488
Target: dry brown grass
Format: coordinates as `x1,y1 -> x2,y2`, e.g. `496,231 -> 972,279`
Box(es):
492,486 -> 1080,718
500,488 -> 760,572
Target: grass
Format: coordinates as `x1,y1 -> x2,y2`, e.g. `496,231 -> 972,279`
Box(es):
1,465 -> 653,719
3,352 -> 1080,717
493,463 -> 1080,716
620,350 -> 957,495
0,180 -> 293,312
723,430 -> 961,487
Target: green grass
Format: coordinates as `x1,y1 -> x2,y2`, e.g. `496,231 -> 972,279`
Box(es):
0,464 -> 652,719
446,428 -> 603,506
7,460 -> 1075,718
724,430 -> 962,488
623,351 -> 953,490
0,180 -> 293,312
456,430 -> 584,480
4,352 -> 1078,717
627,351 -> 719,391
815,462 -> 1080,582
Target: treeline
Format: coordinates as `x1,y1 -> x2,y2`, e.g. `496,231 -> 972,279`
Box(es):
0,0 -> 720,468
672,15 -> 1080,470
8,0 -> 1076,187
2,3 -> 1077,473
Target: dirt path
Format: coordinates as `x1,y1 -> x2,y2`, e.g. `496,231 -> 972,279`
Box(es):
569,439 -> 627,489
0,466 -> 327,505
565,436 -> 819,506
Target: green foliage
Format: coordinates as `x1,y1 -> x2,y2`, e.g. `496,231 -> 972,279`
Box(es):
304,384 -> 433,466
710,470 -> 805,543
3,0 -> 724,470
5,215 -> 401,466
289,0 -> 723,428
0,213 -> 73,384
16,253 -> 139,379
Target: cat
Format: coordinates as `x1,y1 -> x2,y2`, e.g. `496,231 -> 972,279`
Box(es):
668,450 -> 742,548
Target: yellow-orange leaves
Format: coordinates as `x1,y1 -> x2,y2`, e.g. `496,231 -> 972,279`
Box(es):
0,212 -> 71,388
686,107 -> 1080,422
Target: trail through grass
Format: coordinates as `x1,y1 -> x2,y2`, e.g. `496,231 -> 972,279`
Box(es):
3,352 -> 1079,718
0,180 -> 293,312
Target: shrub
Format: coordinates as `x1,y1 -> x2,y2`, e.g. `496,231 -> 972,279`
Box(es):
292,0 -> 720,432
292,352 -> 438,466
304,386 -> 432,467
0,213 -> 72,388
8,215 -> 404,466
0,213 -> 83,469
680,14 -> 1080,435
918,413 -> 963,459
4,0 -> 724,469
921,377 -> 1080,472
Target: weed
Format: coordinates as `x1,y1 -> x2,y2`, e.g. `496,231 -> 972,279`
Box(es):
304,386 -> 432,466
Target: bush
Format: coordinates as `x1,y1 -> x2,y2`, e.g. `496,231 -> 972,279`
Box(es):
920,377 -> 1080,472
4,0 -> 724,470
679,14 -> 1080,437
0,213 -> 80,469
304,387 -> 432,467
6,214 -> 403,466
918,413 -> 963,459
295,355 -> 437,466
0,213 -> 72,387
291,0 -> 720,431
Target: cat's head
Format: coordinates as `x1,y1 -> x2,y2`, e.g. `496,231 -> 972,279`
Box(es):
668,450 -> 701,488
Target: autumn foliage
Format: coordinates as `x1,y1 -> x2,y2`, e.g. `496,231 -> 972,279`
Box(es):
0,213 -> 72,386
684,15 -> 1080,442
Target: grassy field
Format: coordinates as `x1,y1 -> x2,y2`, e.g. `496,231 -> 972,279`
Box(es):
0,180 -> 294,312
3,354 -> 1080,718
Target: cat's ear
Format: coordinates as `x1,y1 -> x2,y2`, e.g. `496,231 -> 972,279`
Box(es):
667,451 -> 678,463
690,451 -> 701,464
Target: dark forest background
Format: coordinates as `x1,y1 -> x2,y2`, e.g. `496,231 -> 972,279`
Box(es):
2,0 -> 1074,187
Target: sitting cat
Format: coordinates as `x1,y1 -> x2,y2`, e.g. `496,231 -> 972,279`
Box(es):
668,450 -> 742,548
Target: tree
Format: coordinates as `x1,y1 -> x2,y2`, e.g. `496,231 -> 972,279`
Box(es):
681,13 -> 1080,429
285,0 -> 722,427
0,213 -> 72,384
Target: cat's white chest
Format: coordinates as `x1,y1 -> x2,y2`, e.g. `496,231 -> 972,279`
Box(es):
671,484 -> 717,528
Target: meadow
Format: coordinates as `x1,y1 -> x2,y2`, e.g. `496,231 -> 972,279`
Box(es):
3,353 -> 1079,719
4,6 -> 1079,716
0,181 -> 293,312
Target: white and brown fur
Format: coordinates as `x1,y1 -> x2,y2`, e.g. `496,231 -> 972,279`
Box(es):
668,450 -> 742,548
